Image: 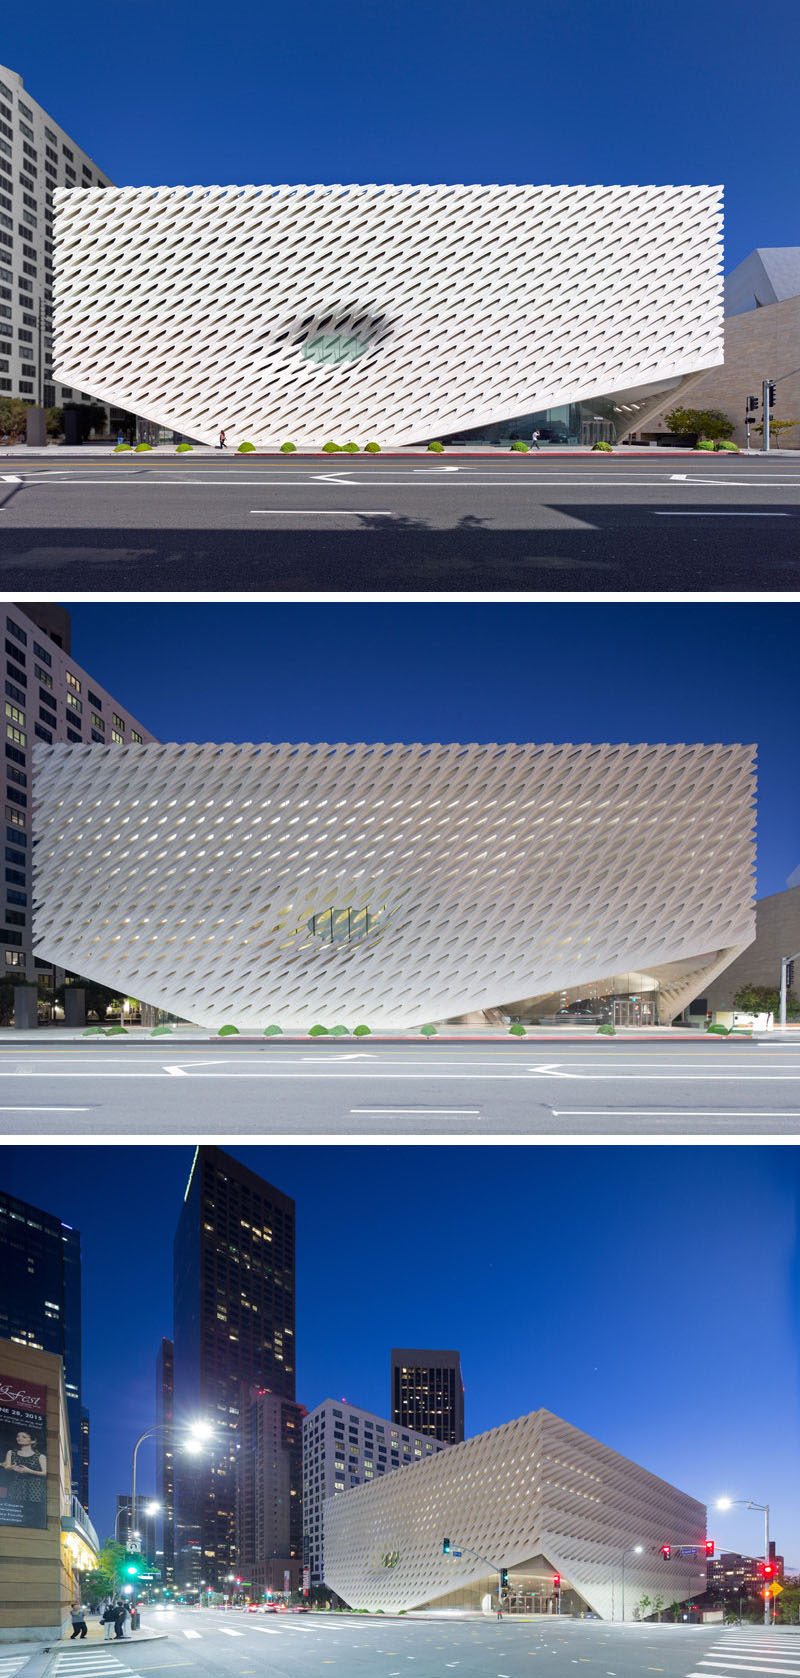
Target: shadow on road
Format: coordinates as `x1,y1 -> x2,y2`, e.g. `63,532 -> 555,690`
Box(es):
0,505 -> 798,591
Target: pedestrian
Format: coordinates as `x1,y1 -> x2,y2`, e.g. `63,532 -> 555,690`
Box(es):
113,1600 -> 127,1639
116,430 -> 124,446
70,1603 -> 87,1639
102,1601 -> 116,1641
531,429 -> 541,450
219,427 -> 227,450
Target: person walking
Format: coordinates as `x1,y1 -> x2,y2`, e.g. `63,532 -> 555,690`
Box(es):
219,427 -> 227,450
531,429 -> 541,450
113,1600 -> 127,1639
70,1603 -> 87,1639
102,1601 -> 116,1641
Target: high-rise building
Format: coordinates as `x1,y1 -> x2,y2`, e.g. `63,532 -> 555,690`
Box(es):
237,1387 -> 306,1597
0,64 -> 113,409
173,1147 -> 296,1590
391,1349 -> 464,1445
0,1188 -> 84,1499
155,1337 -> 175,1587
2,600 -> 155,992
115,1494 -> 159,1565
79,1405 -> 90,1512
303,1400 -> 448,1589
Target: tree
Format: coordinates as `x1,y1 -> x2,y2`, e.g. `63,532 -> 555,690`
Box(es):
637,1594 -> 652,1620
46,406 -> 64,437
0,397 -> 32,442
664,406 -> 735,442
733,983 -> 800,1019
651,1593 -> 665,1622
753,419 -> 798,449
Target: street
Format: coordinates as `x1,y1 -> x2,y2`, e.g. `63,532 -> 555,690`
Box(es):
24,1611 -> 800,1678
1,456 -> 799,591
2,1038 -> 800,1133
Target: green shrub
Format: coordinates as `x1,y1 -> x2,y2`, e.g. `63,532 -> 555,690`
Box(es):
280,441 -> 296,453
321,441 -> 340,452
175,443 -> 193,454
134,442 -> 152,452
364,441 -> 381,453
591,440 -> 613,452
420,1022 -> 437,1037
113,444 -> 131,453
341,441 -> 359,452
263,1023 -> 283,1036
308,1023 -> 329,1036
510,440 -> 529,452
427,440 -> 444,452
237,441 -> 256,453
715,440 -> 739,452
353,1023 -> 371,1037
597,1022 -> 616,1036
104,1025 -> 128,1036
150,1025 -> 174,1036
509,1022 -> 526,1036
706,1022 -> 729,1035
329,1024 -> 350,1036
695,439 -> 715,451
82,1026 -> 104,1036
218,1023 -> 240,1037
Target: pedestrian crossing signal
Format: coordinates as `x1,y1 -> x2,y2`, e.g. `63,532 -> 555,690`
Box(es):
443,1539 -> 451,1555
661,1545 -> 672,1560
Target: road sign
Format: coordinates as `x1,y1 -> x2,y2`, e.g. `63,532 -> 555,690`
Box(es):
769,1583 -> 783,1597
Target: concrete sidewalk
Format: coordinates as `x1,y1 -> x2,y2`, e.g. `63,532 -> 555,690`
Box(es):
0,442 -> 737,459
42,1618 -> 167,1649
0,1023 -> 780,1043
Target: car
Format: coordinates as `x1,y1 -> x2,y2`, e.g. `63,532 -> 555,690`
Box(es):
290,1604 -> 310,1613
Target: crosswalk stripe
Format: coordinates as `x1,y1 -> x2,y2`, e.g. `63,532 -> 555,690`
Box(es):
182,1629 -> 202,1639
690,1667 -> 800,1676
252,1627 -> 283,1635
219,1629 -> 244,1637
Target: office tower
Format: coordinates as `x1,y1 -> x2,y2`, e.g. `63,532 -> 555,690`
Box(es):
173,1147 -> 296,1590
391,1349 -> 464,1445
237,1387 -> 306,1597
2,600 -> 155,991
79,1406 -> 90,1511
115,1494 -> 159,1564
155,1337 -> 175,1586
0,63 -> 113,408
0,1188 -> 84,1497
303,1400 -> 449,1588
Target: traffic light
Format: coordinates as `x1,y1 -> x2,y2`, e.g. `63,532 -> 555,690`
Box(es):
761,1562 -> 776,1581
443,1539 -> 451,1555
768,382 -> 776,408
748,395 -> 759,412
500,1569 -> 508,1589
661,1545 -> 672,1561
553,1574 -> 561,1590
786,960 -> 795,990
705,1540 -> 715,1558
124,1559 -> 141,1578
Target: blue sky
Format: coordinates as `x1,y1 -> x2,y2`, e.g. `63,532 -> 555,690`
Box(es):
2,0 -> 797,271
66,601 -> 798,899
3,1143 -> 799,1566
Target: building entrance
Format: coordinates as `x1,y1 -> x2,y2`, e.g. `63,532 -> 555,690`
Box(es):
613,995 -> 656,1027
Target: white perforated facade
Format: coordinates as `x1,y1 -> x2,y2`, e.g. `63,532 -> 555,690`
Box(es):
31,740 -> 755,1029
323,1407 -> 707,1619
53,183 -> 723,446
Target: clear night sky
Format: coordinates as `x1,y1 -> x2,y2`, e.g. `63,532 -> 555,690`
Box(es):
2,1144 -> 798,1566
2,0 -> 797,272
61,600 -> 798,899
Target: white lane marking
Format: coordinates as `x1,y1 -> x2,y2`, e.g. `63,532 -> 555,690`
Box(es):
164,1061 -> 229,1076
3,1070 -> 799,1086
1,474 -> 22,482
351,1107 -> 481,1115
252,1626 -> 283,1634
0,1105 -> 90,1111
250,509 -> 393,516
653,511 -> 791,518
670,474 -> 688,480
699,1663 -> 800,1671
219,1627 -> 245,1636
690,1668 -> 800,1676
554,1109 -> 800,1118
182,1628 -> 202,1638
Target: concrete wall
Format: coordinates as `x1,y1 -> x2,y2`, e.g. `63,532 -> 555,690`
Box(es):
0,1341 -> 74,1641
638,294 -> 800,450
704,885 -> 800,1014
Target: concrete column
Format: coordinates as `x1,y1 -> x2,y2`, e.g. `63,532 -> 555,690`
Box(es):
64,988 -> 86,1028
14,985 -> 38,1029
26,406 -> 47,448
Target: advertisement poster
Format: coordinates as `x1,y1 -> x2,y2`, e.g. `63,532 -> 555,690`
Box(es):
0,1373 -> 48,1530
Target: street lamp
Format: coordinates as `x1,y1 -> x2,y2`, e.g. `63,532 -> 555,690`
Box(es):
620,1544 -> 643,1622
716,1498 -> 771,1627
130,1420 -> 213,1559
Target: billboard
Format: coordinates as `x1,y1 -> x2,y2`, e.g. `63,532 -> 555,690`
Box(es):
0,1372 -> 48,1529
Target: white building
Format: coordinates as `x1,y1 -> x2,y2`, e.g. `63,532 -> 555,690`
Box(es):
0,64 -> 113,411
31,739 -> 755,1030
323,1406 -> 708,1619
53,182 -> 723,447
303,1400 -> 447,1589
2,602 -> 154,991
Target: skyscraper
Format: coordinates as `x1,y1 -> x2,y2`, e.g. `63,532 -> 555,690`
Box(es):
237,1387 -> 306,1598
0,1187 -> 85,1499
390,1349 -> 464,1445
155,1337 -> 175,1587
173,1147 -> 296,1589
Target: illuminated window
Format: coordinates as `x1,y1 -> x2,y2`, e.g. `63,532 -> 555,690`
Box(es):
66,672 -> 81,692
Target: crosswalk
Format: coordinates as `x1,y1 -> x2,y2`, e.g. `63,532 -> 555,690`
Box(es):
0,1659 -> 31,1678
689,1631 -> 800,1678
50,1654 -> 141,1678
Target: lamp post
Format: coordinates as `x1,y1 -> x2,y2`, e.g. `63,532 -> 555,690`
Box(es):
130,1421 -> 213,1562
620,1544 -> 643,1623
716,1498 -> 771,1627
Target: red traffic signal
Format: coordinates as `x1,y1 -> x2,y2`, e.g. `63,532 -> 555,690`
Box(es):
705,1540 -> 714,1557
661,1545 -> 672,1561
553,1574 -> 561,1590
761,1562 -> 776,1580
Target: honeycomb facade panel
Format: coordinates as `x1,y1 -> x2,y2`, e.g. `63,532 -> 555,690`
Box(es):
32,741 -> 755,1029
323,1407 -> 707,1618
53,184 -> 723,446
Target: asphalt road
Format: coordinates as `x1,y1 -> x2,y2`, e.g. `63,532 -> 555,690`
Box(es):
1,456 -> 799,591
35,1611 -> 800,1678
2,1039 -> 800,1134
